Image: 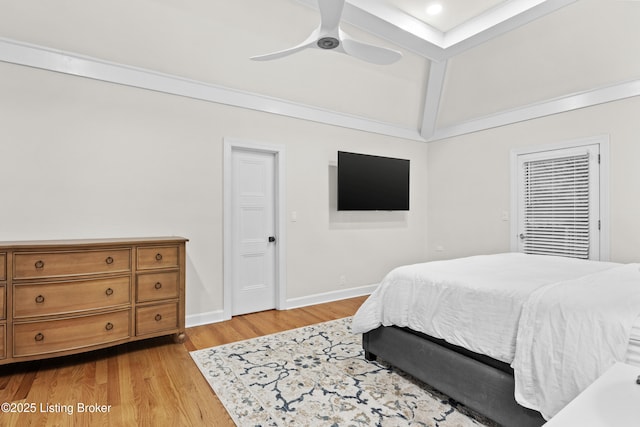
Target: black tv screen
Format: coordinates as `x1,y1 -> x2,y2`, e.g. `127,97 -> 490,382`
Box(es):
337,151 -> 410,211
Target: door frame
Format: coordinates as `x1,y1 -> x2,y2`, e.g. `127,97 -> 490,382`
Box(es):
223,137 -> 286,320
509,134 -> 610,261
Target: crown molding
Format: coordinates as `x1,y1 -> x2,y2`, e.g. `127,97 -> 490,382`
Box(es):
428,79 -> 640,142
1,36 -> 637,145
0,37 -> 423,142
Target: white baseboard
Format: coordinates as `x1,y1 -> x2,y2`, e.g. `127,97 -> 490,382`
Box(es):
283,284 -> 377,311
186,309 -> 226,328
185,284 -> 377,328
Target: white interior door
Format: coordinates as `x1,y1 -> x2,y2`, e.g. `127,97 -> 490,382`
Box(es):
231,149 -> 277,315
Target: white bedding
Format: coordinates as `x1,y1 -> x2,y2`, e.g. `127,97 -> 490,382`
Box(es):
351,253 -> 618,363
512,264 -> 640,419
626,318 -> 640,366
351,253 -> 640,420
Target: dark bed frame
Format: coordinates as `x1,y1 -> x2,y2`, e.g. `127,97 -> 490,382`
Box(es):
363,326 -> 546,427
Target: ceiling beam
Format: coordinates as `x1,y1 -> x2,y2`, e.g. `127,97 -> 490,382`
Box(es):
420,60 -> 448,140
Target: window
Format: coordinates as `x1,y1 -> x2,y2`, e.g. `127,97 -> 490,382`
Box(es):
511,138 -> 608,260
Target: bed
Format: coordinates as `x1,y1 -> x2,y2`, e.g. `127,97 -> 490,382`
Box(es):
351,253 -> 640,427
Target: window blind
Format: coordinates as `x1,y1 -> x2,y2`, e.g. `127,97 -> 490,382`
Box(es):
522,153 -> 591,259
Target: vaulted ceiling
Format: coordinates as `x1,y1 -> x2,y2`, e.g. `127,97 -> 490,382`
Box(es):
387,0 -> 510,32
0,0 -> 639,142
300,0 -> 576,60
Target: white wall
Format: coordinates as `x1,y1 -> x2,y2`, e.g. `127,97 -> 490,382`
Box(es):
437,0 -> 640,128
427,95 -> 640,263
0,0 -> 428,130
3,0 -> 639,326
0,0 -> 431,325
0,61 -> 429,324
426,0 -> 640,263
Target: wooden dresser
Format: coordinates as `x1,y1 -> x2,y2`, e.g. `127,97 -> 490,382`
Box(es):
0,236 -> 187,365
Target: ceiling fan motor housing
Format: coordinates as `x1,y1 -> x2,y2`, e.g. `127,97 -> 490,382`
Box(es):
317,37 -> 340,49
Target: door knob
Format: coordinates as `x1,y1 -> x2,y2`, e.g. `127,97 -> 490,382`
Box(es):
268,236 -> 276,243
519,233 -> 527,240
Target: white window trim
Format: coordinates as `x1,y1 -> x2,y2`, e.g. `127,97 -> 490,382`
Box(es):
510,135 -> 610,261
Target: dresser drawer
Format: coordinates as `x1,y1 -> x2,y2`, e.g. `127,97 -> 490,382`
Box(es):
13,249 -> 131,280
0,236 -> 186,365
136,272 -> 179,302
0,285 -> 5,320
0,253 -> 5,281
14,276 -> 131,318
136,302 -> 178,336
0,325 -> 5,359
137,246 -> 179,270
13,310 -> 130,357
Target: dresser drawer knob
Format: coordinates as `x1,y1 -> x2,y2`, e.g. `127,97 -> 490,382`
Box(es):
105,322 -> 114,331
155,314 -> 162,322
105,288 -> 114,296
35,295 -> 45,304
105,256 -> 114,265
155,253 -> 163,261
154,282 -> 162,290
34,333 -> 44,342
34,260 -> 45,269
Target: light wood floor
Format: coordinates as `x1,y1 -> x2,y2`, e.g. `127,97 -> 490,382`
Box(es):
0,296 -> 367,426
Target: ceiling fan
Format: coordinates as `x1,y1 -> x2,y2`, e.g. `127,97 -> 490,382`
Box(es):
250,0 -> 402,65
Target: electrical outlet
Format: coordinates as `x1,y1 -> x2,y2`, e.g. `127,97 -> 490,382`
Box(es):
339,275 -> 347,286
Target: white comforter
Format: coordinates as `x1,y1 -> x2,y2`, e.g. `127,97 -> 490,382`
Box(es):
351,253 -> 640,419
512,263 -> 640,419
351,253 -> 618,363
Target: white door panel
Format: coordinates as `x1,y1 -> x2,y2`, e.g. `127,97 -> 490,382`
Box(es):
231,149 -> 276,315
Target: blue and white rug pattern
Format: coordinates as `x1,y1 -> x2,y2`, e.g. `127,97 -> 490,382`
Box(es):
190,317 -> 494,426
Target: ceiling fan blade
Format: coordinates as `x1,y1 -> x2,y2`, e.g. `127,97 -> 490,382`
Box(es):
340,33 -> 403,65
250,31 -> 318,61
250,2 -> 402,65
318,0 -> 345,33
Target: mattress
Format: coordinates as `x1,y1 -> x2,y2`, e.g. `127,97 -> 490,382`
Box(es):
353,253 -> 640,420
351,252 -> 620,363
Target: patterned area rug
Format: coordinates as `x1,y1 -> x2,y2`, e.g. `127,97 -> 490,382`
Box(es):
190,317 -> 494,426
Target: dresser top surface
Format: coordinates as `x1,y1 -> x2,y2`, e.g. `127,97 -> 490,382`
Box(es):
0,236 -> 188,249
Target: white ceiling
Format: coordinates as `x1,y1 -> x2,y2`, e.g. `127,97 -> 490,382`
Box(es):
386,0 -> 509,32
1,0 -> 638,142
297,0 -> 578,61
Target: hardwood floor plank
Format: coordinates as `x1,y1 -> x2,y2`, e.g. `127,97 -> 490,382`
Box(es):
0,296 -> 367,426
106,351 -> 121,405
12,368 -> 38,401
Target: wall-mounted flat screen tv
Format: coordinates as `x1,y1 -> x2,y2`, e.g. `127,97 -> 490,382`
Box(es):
337,151 -> 410,211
